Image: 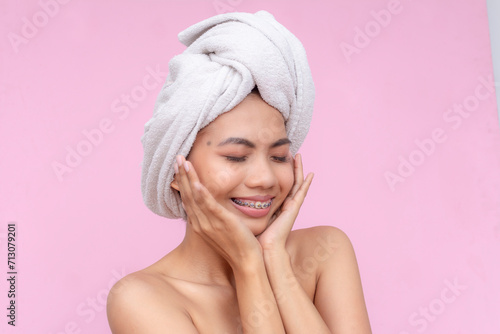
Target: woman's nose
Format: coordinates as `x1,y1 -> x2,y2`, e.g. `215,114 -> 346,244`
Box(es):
245,157 -> 277,189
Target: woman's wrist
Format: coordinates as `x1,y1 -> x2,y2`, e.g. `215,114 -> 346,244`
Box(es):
230,251 -> 265,274
262,246 -> 291,269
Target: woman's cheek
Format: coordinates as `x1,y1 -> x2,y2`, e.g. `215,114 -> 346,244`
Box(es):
203,168 -> 229,195
203,163 -> 241,196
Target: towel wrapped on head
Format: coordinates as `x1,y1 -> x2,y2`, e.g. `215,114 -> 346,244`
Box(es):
141,10 -> 315,220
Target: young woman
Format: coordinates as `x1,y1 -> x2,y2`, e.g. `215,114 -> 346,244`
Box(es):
107,11 -> 371,334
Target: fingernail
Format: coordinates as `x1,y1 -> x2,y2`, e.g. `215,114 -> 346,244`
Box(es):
176,155 -> 183,168
183,161 -> 190,172
174,162 -> 179,174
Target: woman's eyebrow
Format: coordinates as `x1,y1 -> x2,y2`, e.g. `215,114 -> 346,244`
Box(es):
217,137 -> 291,148
270,137 -> 292,148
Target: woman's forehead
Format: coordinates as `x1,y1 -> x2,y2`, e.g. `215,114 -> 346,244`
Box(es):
201,113 -> 286,143
203,95 -> 286,135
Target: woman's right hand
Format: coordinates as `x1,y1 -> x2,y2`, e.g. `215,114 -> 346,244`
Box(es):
174,155 -> 263,269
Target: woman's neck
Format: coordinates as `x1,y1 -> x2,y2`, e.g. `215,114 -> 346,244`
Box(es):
158,224 -> 236,288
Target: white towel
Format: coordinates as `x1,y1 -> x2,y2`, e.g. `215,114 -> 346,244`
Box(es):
141,10 -> 315,220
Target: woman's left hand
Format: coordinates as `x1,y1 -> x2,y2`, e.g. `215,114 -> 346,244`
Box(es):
257,153 -> 314,252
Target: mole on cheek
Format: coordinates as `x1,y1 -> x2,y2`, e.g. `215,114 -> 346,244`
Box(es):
207,141 -> 211,146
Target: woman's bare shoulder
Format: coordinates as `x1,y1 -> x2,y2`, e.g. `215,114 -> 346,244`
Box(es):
107,270 -> 173,305
287,225 -> 352,259
106,270 -> 198,333
285,226 -> 353,295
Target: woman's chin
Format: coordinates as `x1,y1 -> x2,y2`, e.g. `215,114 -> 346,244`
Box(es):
249,225 -> 268,236
240,216 -> 270,236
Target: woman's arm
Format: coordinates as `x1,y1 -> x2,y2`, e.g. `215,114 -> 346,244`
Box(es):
263,246 -> 331,334
231,257 -> 285,333
263,226 -> 372,334
312,226 -> 372,333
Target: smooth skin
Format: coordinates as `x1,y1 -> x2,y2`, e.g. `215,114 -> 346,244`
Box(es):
107,93 -> 372,334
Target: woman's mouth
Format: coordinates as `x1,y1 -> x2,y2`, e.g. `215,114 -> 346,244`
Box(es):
231,198 -> 273,209
230,197 -> 274,218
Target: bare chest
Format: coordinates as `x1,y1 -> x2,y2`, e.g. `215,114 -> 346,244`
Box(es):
175,267 -> 316,333
180,284 -> 243,334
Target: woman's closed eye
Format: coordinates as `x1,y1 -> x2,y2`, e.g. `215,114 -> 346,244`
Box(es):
224,156 -> 289,163
272,156 -> 289,163
225,156 -> 247,162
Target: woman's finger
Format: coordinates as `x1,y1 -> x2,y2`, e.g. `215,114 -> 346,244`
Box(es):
288,153 -> 305,199
288,172 -> 314,211
176,155 -> 205,228
176,155 -> 193,202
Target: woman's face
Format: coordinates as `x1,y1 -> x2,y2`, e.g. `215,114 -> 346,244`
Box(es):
182,93 -> 294,235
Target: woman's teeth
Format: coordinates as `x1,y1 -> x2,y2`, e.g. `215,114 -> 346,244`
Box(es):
231,198 -> 272,209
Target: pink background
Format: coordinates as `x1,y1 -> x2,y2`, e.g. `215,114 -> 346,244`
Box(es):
1,0 -> 499,333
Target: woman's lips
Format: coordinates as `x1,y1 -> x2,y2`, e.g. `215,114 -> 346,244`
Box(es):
230,197 -> 273,218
